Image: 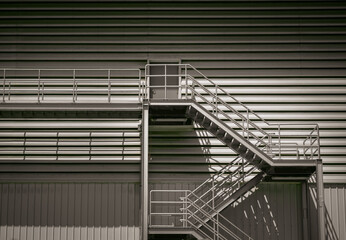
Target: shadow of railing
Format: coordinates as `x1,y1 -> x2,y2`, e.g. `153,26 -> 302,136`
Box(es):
308,174 -> 339,240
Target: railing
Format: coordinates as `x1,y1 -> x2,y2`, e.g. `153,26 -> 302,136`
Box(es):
150,189 -> 253,240
1,68 -> 142,103
0,130 -> 141,161
145,64 -> 320,161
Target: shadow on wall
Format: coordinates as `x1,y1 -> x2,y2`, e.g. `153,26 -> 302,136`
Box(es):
0,182 -> 141,239
308,181 -> 340,240
221,183 -> 303,240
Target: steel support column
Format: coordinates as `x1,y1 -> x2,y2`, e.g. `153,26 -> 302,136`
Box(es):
316,159 -> 325,240
302,181 -> 310,240
141,100 -> 149,240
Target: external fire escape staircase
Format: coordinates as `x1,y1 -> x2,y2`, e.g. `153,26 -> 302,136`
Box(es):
0,65 -> 322,240
146,64 -> 320,240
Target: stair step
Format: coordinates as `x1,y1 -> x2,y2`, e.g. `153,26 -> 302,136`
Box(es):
215,128 -> 226,138
222,133 -> 234,143
238,145 -> 248,154
201,117 -> 211,128
208,123 -> 218,133
195,112 -> 205,121
187,106 -> 198,118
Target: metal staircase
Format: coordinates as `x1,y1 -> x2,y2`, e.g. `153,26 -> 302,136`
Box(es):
0,65 -> 321,239
146,64 -> 320,239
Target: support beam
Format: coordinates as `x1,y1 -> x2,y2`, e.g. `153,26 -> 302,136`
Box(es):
141,101 -> 149,240
316,159 -> 325,240
302,181 -> 310,240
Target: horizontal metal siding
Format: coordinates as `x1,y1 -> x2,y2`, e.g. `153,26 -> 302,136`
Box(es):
0,0 -> 345,181
0,182 -> 140,240
0,2 -> 345,238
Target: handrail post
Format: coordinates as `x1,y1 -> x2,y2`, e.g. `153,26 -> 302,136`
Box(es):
108,69 -> 111,103
37,69 -> 41,103
317,125 -> 321,159
247,110 -> 249,140
8,81 -> 11,101
278,124 -> 281,160
183,191 -> 187,228
73,69 -> 76,103
2,69 -> 6,102
185,65 -> 188,99
310,135 -> 313,160
56,132 -> 59,161
23,131 -> 27,161
41,82 -> 44,101
215,85 -> 218,118
164,64 -> 167,99
89,131 -> 92,160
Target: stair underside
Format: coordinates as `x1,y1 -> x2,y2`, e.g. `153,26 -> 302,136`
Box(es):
150,99 -> 316,178
149,227 -> 208,240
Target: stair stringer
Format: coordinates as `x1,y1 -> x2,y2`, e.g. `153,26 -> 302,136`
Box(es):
190,172 -> 265,231
186,101 -> 274,173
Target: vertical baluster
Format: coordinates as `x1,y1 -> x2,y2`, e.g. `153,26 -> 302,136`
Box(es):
185,65 -> 188,99
23,131 -> 27,161
183,191 -> 187,228
310,135 -> 313,160
41,82 -> 45,101
37,69 -> 41,103
278,124 -> 281,160
2,69 -> 6,102
215,85 -> 218,118
317,125 -> 321,159
247,110 -> 249,140
164,64 -> 167,99
89,131 -> 92,160
8,81 -> 11,101
73,69 -> 76,102
56,132 -> 59,161
108,69 -> 111,103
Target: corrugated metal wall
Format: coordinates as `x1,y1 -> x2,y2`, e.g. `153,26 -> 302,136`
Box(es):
1,0 -> 344,181
309,184 -> 346,240
0,182 -> 140,240
1,0 -> 346,239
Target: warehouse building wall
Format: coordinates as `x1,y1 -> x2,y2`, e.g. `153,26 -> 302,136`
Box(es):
0,0 -> 346,239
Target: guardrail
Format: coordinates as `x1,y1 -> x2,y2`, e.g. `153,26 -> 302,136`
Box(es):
144,64 -> 320,161
1,68 -> 142,103
149,189 -> 253,240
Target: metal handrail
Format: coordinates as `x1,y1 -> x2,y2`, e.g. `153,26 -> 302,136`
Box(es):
185,190 -> 253,240
144,63 -> 320,161
150,189 -> 253,240
1,68 -> 142,103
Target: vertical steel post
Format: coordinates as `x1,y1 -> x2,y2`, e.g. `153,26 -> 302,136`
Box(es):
164,65 -> 167,99
108,69 -> 111,103
301,181 -> 310,240
2,69 -> 5,102
316,159 -> 325,240
141,100 -> 149,240
37,69 -> 41,103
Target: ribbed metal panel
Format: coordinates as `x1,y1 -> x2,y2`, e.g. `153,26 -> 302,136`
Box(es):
0,0 -> 345,181
0,1 -> 345,238
0,182 -> 140,240
308,183 -> 346,240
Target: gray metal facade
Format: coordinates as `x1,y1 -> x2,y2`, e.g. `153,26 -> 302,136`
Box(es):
0,0 -> 345,239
